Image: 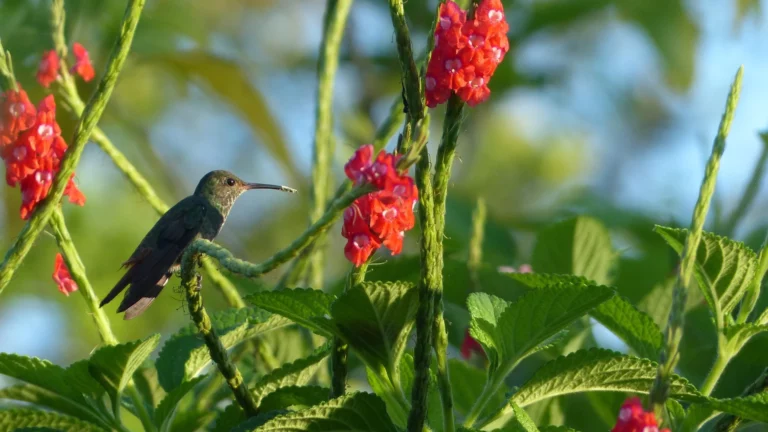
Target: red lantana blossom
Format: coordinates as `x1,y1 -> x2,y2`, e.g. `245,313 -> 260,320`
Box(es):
460,328 -> 485,359
53,253 -> 78,296
71,42 -> 95,82
342,145 -> 418,266
37,50 -> 61,88
0,89 -> 37,146
611,397 -> 670,432
1,94 -> 86,219
426,0 -> 509,107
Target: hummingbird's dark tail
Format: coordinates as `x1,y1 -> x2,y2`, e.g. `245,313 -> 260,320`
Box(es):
99,272 -> 132,307
119,272 -> 171,320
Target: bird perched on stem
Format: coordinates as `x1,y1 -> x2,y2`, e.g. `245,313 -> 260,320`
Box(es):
99,170 -> 296,319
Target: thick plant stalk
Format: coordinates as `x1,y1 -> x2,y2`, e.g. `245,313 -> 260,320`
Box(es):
189,184 -> 373,278
650,66 -> 743,408
180,251 -> 259,417
50,209 -> 156,432
407,147 -> 439,432
722,131 -> 768,236
307,0 -> 355,290
0,0 -> 146,295
330,263 -> 368,398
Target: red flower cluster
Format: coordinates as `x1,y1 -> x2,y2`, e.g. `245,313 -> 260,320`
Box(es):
611,398 -> 670,432
53,253 -> 78,296
1,91 -> 86,219
426,0 -> 509,107
36,43 -> 95,88
342,145 -> 418,266
460,328 -> 485,360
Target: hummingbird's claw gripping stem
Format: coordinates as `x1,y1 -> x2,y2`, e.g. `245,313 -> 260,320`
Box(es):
195,273 -> 203,292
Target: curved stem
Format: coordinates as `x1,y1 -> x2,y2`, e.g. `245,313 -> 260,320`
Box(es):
180,251 -> 259,417
189,184 -> 373,278
650,67 -> 743,408
50,209 -> 156,432
0,0 -> 147,295
700,351 -> 732,397
307,0 -> 354,290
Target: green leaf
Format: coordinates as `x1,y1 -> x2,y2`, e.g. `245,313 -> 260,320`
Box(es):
245,392 -> 398,431
468,284 -> 613,383
154,375 -> 206,432
654,226 -> 758,318
724,323 -> 768,353
532,217 -> 615,284
449,359 -> 506,421
0,408 -> 104,431
258,385 -> 329,412
539,427 -> 580,432
507,402 -> 539,432
510,349 -> 702,408
246,288 -> 336,338
251,342 -> 332,404
510,273 -> 662,358
0,354 -> 87,402
212,403 -> 245,432
707,392 -> 768,423
331,281 -> 418,386
151,51 -> 299,182
88,334 -> 161,416
156,307 -> 291,391
0,384 -> 105,427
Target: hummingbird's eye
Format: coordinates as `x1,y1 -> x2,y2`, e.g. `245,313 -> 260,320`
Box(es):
226,178 -> 236,186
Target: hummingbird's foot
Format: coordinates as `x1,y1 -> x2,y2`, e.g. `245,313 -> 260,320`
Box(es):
195,273 -> 203,292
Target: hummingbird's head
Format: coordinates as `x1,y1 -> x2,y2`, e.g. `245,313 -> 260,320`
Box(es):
194,170 -> 296,216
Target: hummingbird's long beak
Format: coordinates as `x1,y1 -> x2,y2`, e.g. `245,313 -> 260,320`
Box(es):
245,182 -> 297,193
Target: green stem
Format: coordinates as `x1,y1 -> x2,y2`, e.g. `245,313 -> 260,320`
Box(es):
307,0 -> 354,290
407,147 -> 439,432
0,0 -> 146,296
388,0 -> 425,123
189,184 -> 373,278
180,251 -> 259,417
722,132 -> 768,235
700,350 -> 732,397
463,377 -> 502,428
0,40 -> 18,90
50,209 -> 156,432
650,66 -> 743,408
330,263 -> 368,398
468,197 -> 486,291
277,97 -> 404,289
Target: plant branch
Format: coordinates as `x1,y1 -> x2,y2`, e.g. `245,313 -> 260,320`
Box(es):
650,66 -> 743,408
180,250 -> 259,417
699,350 -> 732,397
307,0 -> 354,290
50,209 -> 156,432
189,184 -> 373,278
0,0 -> 147,295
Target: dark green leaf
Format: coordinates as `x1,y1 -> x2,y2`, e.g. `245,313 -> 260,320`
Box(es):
246,288 -> 336,338
532,217 -> 615,284
512,273 -> 664,358
154,375 -> 206,432
88,334 -> 160,416
449,359 -> 506,421
0,408 -> 103,432
251,342 -> 331,404
0,354 -> 87,402
245,392 -> 398,431
331,281 -> 418,387
706,392 -> 768,423
468,284 -> 613,383
258,385 -> 329,412
0,384 -> 105,427
510,349 -> 702,408
156,307 -> 290,391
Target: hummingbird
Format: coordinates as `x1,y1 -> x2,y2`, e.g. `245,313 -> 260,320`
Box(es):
99,170 -> 296,319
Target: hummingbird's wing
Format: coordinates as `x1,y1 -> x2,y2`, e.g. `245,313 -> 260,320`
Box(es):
99,196 -> 208,319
